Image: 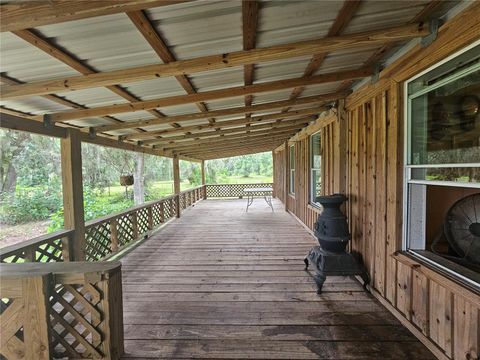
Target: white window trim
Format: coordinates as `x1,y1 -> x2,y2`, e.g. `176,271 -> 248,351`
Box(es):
309,131 -> 322,208
402,41 -> 480,288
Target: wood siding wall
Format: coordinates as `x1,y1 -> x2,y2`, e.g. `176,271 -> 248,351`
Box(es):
273,114 -> 341,231
272,4 -> 480,359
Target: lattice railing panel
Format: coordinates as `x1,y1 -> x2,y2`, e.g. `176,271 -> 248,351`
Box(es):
50,283 -> 105,359
0,298 -> 26,359
0,230 -> 72,264
206,183 -> 273,198
36,238 -> 64,263
85,222 -> 112,261
152,202 -> 164,227
1,189 -> 204,264
180,193 -> 187,210
116,213 -> 134,246
137,207 -> 150,235
1,251 -> 27,264
164,199 -> 173,220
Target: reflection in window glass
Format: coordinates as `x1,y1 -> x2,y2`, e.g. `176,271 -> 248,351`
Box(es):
310,132 -> 322,206
409,50 -> 480,165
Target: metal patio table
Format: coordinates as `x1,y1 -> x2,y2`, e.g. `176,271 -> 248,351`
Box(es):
244,187 -> 274,212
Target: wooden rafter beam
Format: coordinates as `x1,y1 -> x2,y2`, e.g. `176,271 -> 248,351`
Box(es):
11,29 -> 169,129
176,142 -> 290,158
0,112 -> 201,162
336,0 -> 444,92
177,139 -> 288,154
126,10 -> 215,124
155,123 -> 309,149
160,130 -> 298,152
0,0 -> 187,32
123,106 -> 324,141
1,23 -> 429,99
44,68 -> 370,123
148,121 -> 309,146
242,0 -> 259,115
284,0 -> 362,108
93,92 -> 345,133
178,140 -> 288,157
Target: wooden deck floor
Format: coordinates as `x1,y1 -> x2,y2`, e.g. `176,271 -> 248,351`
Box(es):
120,199 -> 434,359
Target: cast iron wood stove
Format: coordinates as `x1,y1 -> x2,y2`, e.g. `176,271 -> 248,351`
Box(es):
304,194 -> 369,294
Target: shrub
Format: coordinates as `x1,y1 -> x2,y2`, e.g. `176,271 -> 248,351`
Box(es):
0,186 -> 63,224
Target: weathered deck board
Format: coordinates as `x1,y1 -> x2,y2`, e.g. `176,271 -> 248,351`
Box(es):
120,199 -> 434,359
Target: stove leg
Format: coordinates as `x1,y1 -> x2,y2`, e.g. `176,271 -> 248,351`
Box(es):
314,272 -> 326,294
303,257 -> 309,270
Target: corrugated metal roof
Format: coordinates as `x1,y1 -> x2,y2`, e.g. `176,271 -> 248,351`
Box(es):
0,0 -> 462,158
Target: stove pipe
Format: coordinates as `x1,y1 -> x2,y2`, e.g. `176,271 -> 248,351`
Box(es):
313,194 -> 351,253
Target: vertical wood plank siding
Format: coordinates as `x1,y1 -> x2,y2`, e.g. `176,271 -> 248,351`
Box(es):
272,4 -> 480,358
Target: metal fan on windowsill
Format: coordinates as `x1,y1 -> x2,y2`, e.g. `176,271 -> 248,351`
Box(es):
432,193 -> 480,271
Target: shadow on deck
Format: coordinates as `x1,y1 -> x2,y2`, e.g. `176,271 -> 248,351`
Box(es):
120,199 -> 434,359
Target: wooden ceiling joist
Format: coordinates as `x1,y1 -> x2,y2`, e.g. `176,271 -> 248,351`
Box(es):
284,0 -> 362,110
335,0 -> 445,92
0,0 -> 187,32
179,140 -> 288,158
147,120 -> 309,146
44,68 -> 369,123
1,23 -> 429,100
156,124 -> 306,148
177,138 -> 288,155
176,142 -> 289,158
94,92 -> 345,133
127,10 -> 215,125
161,131 -> 298,153
12,29 -> 170,130
123,106 -> 324,141
242,0 -> 259,123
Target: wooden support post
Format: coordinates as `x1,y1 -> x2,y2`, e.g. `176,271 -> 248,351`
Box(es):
173,155 -> 181,195
284,140 -> 289,211
272,150 -> 276,198
201,160 -> 206,185
173,155 -> 181,217
175,195 -> 180,218
110,218 -> 119,253
131,212 -> 139,239
23,274 -> 52,360
97,266 -> 124,359
61,129 -> 85,261
160,201 -> 165,223
147,206 -> 153,231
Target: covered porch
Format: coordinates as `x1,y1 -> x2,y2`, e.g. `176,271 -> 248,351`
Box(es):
120,198 -> 431,359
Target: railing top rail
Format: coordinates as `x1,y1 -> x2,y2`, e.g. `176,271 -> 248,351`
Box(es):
85,193 -> 177,228
206,183 -> 273,186
179,185 -> 205,195
0,228 -> 74,257
0,261 -> 121,283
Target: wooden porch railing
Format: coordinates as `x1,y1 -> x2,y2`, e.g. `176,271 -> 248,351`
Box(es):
0,185 -> 206,263
205,183 -> 273,198
0,261 -> 123,359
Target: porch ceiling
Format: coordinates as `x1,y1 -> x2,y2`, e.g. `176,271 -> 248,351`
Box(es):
0,0 -> 458,160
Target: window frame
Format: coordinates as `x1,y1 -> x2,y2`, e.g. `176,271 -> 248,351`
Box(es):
289,144 -> 295,195
402,41 -> 480,288
309,131 -> 322,208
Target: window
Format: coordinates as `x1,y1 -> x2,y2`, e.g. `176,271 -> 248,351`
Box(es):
404,43 -> 480,285
310,131 -> 322,206
289,145 -> 295,195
